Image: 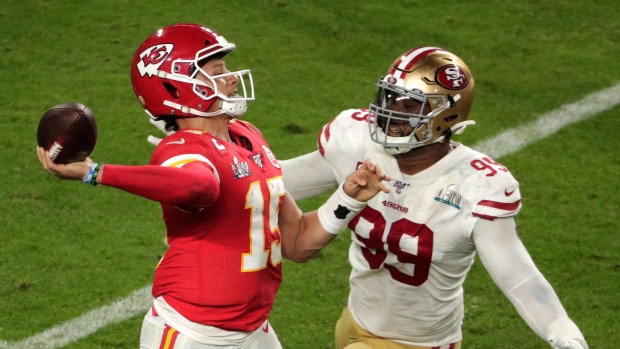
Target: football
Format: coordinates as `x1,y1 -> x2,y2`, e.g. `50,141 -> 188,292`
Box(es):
36,102 -> 98,164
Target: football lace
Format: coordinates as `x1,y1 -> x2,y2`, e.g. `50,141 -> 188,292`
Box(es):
49,142 -> 63,160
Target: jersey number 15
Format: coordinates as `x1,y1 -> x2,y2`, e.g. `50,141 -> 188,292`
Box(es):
242,178 -> 284,272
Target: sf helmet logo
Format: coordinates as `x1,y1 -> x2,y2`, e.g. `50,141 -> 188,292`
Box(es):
136,44 -> 174,77
436,65 -> 469,90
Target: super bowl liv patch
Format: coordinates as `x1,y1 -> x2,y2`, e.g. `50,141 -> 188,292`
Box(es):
231,156 -> 252,179
434,184 -> 462,209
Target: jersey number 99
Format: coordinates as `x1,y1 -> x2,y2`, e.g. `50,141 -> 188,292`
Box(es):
349,206 -> 433,286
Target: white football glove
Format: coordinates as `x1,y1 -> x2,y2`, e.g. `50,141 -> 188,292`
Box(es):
547,318 -> 588,349
147,118 -> 176,146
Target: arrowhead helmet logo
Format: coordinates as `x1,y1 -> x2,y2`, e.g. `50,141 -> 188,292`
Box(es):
136,44 -> 174,77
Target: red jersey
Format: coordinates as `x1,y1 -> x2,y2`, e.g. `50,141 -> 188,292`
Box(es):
149,120 -> 284,331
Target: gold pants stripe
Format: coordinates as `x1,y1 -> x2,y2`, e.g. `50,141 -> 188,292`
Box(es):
335,307 -> 461,349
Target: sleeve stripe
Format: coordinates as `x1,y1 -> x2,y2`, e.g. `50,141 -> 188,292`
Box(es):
317,118 -> 336,157
165,159 -> 197,167
317,127 -> 326,157
476,199 -> 521,211
473,199 -> 522,221
160,154 -> 220,182
472,213 -> 500,221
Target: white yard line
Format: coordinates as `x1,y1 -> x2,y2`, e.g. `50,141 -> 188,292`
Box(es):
0,287 -> 152,349
1,82 -> 619,349
473,83 -> 620,158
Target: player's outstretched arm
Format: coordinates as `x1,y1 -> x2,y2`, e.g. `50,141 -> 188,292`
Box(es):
37,146 -> 220,206
474,218 -> 588,349
279,159 -> 390,263
280,151 -> 339,200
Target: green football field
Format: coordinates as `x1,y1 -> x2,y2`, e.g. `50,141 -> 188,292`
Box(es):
1,1 -> 618,348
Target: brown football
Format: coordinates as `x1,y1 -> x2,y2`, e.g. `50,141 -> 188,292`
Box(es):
37,102 -> 98,164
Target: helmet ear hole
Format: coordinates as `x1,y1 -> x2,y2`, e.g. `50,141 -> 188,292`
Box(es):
163,82 -> 179,99
443,114 -> 458,123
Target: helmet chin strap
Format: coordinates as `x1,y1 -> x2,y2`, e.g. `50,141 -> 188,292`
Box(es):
219,99 -> 247,117
163,97 -> 247,118
383,120 -> 476,154
384,145 -> 412,155
450,120 -> 476,135
383,138 -> 440,155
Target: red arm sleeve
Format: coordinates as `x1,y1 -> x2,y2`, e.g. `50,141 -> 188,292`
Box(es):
99,162 -> 220,206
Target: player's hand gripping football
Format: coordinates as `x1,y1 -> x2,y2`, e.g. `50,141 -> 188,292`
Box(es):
342,159 -> 391,202
37,146 -> 93,180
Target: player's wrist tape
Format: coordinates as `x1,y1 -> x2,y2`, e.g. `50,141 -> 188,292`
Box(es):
318,184 -> 366,235
82,163 -> 100,186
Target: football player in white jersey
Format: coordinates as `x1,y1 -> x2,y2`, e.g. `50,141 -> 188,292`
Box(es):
279,47 -> 589,349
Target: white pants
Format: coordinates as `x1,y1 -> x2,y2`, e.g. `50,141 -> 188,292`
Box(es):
139,310 -> 282,349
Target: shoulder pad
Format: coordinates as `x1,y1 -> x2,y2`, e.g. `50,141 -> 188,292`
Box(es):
317,109 -> 371,159
231,120 -> 264,138
151,130 -> 218,166
459,150 -> 522,220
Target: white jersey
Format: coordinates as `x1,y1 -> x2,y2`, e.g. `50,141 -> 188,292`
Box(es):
317,109 -> 522,346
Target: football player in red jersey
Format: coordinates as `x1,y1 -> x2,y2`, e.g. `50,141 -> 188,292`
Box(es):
37,23 -> 390,349
279,48 -> 589,349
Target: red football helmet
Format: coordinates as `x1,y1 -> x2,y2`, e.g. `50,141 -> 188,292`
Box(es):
368,47 -> 475,154
130,23 -> 254,119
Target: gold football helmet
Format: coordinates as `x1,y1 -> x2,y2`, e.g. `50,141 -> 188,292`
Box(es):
368,47 -> 475,154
